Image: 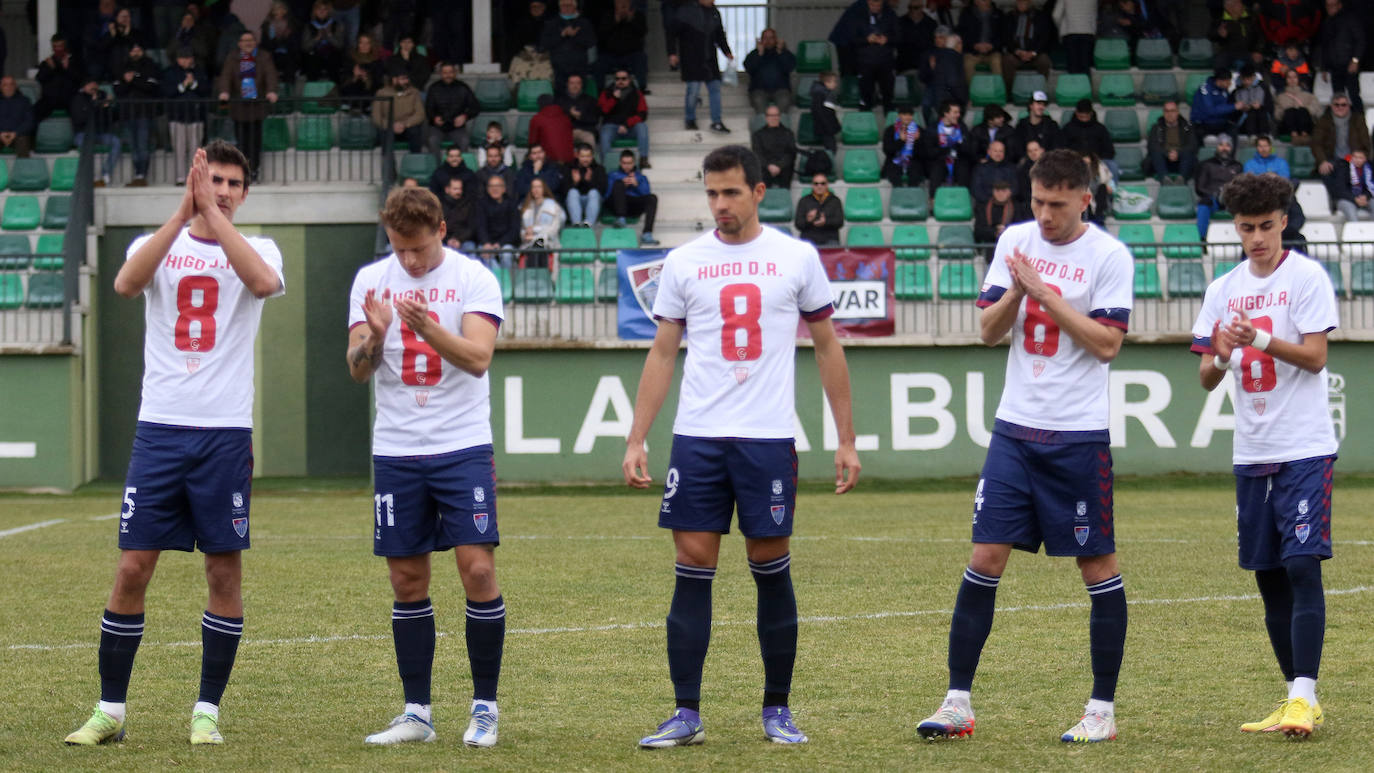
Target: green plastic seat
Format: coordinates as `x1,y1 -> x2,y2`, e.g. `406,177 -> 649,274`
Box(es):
1157,185 -> 1195,219
889,187 -> 929,221
1094,38 -> 1131,70
1184,72 -> 1209,100
794,74 -> 818,107
296,115 -> 334,150
1213,260 -> 1239,278
10,158 -> 49,191
1196,145 -> 1215,163
894,262 -> 933,300
933,186 -> 972,221
493,266 -> 513,304
598,227 -> 639,260
339,114 -> 375,149
516,79 -> 553,112
396,152 -> 438,186
558,227 -> 597,263
299,80 -> 337,113
2,196 -> 40,230
1134,261 -> 1161,298
1289,146 -> 1315,178
0,273 -> 22,309
513,268 -> 554,303
938,262 -> 979,299
846,225 -> 885,247
0,159 -> 8,190
26,272 -> 64,308
262,116 -> 290,151
207,116 -> 236,145
272,80 -> 294,114
759,188 -> 793,222
49,157 -> 78,191
35,117 -> 74,153
1054,73 -> 1091,107
839,75 -> 862,108
1351,262 -> 1374,295
892,224 -> 932,260
1117,224 -> 1157,260
844,188 -> 883,222
1162,224 -> 1203,258
1116,146 -> 1145,180
936,224 -> 975,260
842,148 -> 880,183
515,114 -> 533,146
1323,261 -> 1344,295
1167,262 -> 1207,297
969,74 -> 1007,107
796,40 -> 832,73
1113,184 -> 1151,220
1097,74 -> 1136,106
1140,73 -> 1179,105
1010,72 -> 1047,106
34,233 -> 65,270
0,234 -> 30,269
1104,109 -> 1140,142
795,112 -> 819,146
42,196 -> 71,230
475,79 -> 513,111
596,266 -> 619,301
555,266 -> 595,303
841,112 -> 879,145
462,151 -> 479,170
599,211 -> 639,225
1178,38 -> 1213,69
1136,38 -> 1173,69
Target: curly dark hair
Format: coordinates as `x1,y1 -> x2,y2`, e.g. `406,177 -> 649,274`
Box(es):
204,139 -> 251,190
1220,173 -> 1293,216
1028,148 -> 1091,192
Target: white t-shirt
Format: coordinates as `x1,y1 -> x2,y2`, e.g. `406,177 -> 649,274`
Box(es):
349,249 -> 505,457
652,227 -> 835,439
978,221 -> 1135,432
130,228 -> 285,429
1190,251 -> 1339,464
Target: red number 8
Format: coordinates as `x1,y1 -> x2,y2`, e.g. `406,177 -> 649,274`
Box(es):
1022,283 -> 1063,357
400,312 -> 443,386
174,276 -> 218,352
719,283 -> 763,361
1240,315 -> 1277,393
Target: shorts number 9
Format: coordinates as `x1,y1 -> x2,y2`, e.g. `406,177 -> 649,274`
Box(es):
664,467 -> 680,500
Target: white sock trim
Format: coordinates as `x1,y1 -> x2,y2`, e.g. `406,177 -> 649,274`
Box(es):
98,701 -> 126,721
944,689 -> 971,704
472,699 -> 498,716
1289,677 -> 1317,703
192,701 -> 219,718
1086,698 -> 1114,715
404,702 -> 432,723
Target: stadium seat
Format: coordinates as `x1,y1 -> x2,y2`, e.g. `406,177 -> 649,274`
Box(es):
1213,260 -> 1239,278
555,266 -> 595,303
1117,224 -> 1157,260
299,80 -> 337,113
513,268 -> 554,303
598,211 -> 638,225
1196,145 -> 1215,163
965,107 -> 984,128
262,116 -> 290,151
1093,38 -> 1131,70
0,273 -> 21,309
1135,38 -> 1173,69
1184,72 -> 1209,100
1112,184 -> 1151,220
295,116 -> 333,150
1342,222 -> 1374,260
846,225 -> 885,247
1162,223 -> 1203,258
9,158 -> 49,191
1167,262 -> 1208,297
969,74 -> 1007,107
558,227 -> 597,263
1054,74 -> 1091,107
2,196 -> 40,230
794,74 -> 818,107
50,157 -> 77,192
845,188 -> 883,222
469,115 -> 509,145
515,113 -> 533,146
1295,182 -> 1330,217
842,148 -> 880,182
894,262 -> 932,300
1156,184 -> 1195,219
892,224 -> 932,260
796,40 -> 832,73
893,74 -> 919,105
42,196 -> 71,230
34,117 -> 74,153
1321,260 -> 1344,295
338,115 -> 375,149
1288,146 -> 1316,179
207,116 -> 236,145
1116,146 -> 1145,180
795,112 -> 819,146
475,79 -> 513,111
1351,261 -> 1374,294
397,153 -> 438,186
936,224 -> 975,260
34,233 -> 64,270
1104,109 -> 1140,142
493,266 -> 513,304
26,272 -> 64,308
1134,260 -> 1162,298
839,75 -> 862,108
1207,222 -> 1243,261
842,112 -> 879,145
888,187 -> 929,221
599,227 -> 639,259
759,188 -> 793,222
937,262 -> 979,299
0,234 -> 30,269
596,266 -> 619,302
517,79 -> 553,112
0,159 -> 8,190
1140,73 -> 1179,105
933,186 -> 972,221
1301,222 -> 1340,261
1235,146 -> 1257,166
1178,38 -> 1212,69
1010,72 -> 1047,106
1097,74 -> 1136,106
272,80 -> 294,115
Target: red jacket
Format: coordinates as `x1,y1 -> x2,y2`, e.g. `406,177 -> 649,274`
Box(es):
1257,0 -> 1322,47
528,104 -> 575,164
597,87 -> 647,129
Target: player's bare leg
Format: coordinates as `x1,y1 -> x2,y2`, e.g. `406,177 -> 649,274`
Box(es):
745,536 -> 806,744
640,531 -> 719,748
456,544 -> 504,747
192,551 -> 244,745
365,554 -> 438,745
108,549 -> 161,614
1062,552 -> 1124,743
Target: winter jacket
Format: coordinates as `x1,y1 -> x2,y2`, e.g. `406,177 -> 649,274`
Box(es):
1256,0 -> 1323,48
974,199 -> 1028,246
557,91 -> 600,132
520,197 -> 567,249
429,160 -> 478,201
475,194 -> 521,246
35,53 -> 83,117
956,4 -> 1003,53
598,86 -> 648,128
968,122 -> 1011,163
597,9 -> 648,57
1191,77 -> 1236,127
1146,116 -> 1199,157
1315,7 -> 1366,71
529,105 -> 575,164
794,193 -> 844,245
668,3 -> 732,82
507,47 -> 554,86
539,14 -> 596,76
475,163 -> 517,196
113,55 -> 162,119
752,124 -> 798,172
1311,107 -> 1373,167
606,169 -> 652,198
515,159 -> 566,201
1211,7 -> 1261,60
1000,7 -> 1052,54
1061,115 -> 1114,159
810,81 -> 841,139
68,89 -> 116,134
1274,84 -> 1320,122
1244,154 -> 1291,177
442,193 -> 476,245
1011,115 -> 1061,158
896,11 -> 939,72
301,16 -> 345,58
565,161 -> 608,196
372,85 -> 425,131
215,48 -> 278,122
1051,0 -> 1097,37
0,91 -> 35,135
1326,158 -> 1374,203
917,120 -> 970,165
918,46 -> 967,107
971,159 -> 1018,204
162,64 -> 210,122
847,6 -> 899,70
425,79 -> 480,126
1195,155 -> 1243,200
743,47 -> 796,93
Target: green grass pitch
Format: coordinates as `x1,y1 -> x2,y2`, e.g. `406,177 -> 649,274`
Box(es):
2,476 -> 1372,771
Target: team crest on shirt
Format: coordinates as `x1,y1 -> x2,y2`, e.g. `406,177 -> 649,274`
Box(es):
1032,361 -> 1045,378
474,486 -> 486,504
415,390 -> 429,407
232,517 -> 248,538
473,512 -> 489,534
1074,525 -> 1090,546
772,479 -> 784,496
186,357 -> 201,373
734,366 -> 749,383
1295,523 -> 1311,544
770,505 -> 786,524
1253,398 -> 1267,415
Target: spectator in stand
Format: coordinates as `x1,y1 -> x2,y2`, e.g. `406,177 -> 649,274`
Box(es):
597,0 -> 651,96
35,34 -> 83,122
70,79 -> 120,185
919,98 -> 970,192
606,150 -> 660,245
1099,0 -> 1158,47
0,75 -> 35,158
743,28 -> 796,114
424,62 -> 479,154
811,70 -> 842,153
541,0 -> 597,93
1082,151 -> 1114,226
1146,100 -> 1199,182
1245,135 -> 1292,177
300,0 -> 346,82
530,93 -> 575,165
392,36 -> 431,88
513,0 -> 553,53
1257,0 -> 1323,50
794,173 -> 844,246
1010,90 -> 1059,161
565,143 -> 608,226
669,0 -> 734,133
971,139 -> 1017,206
338,57 -> 377,112
429,146 -> 478,201
753,104 -> 798,188
1312,92 -> 1372,178
1212,0 -> 1264,71
346,32 -> 384,89
113,42 -> 161,187
599,68 -> 652,167
484,122 -> 517,167
163,48 -> 209,186
1013,138 -> 1044,202
373,65 -> 425,154
956,0 -> 1003,86
1232,65 -> 1273,138
258,2 -> 297,83
1195,134 -> 1243,237
1269,41 -> 1312,90
558,73 -> 600,151
85,0 -> 120,82
974,180 -> 1027,258
1062,99 -> 1118,181
919,27 -> 966,127
441,176 -> 478,253
999,0 -> 1052,98
1329,148 -> 1374,220
476,143 -> 517,192
1315,0 -> 1366,112
217,31 -> 278,183
1191,68 -> 1238,139
882,104 -> 922,187
519,177 -> 567,265
846,0 -> 899,113
827,0 -> 867,77
968,104 -> 1010,161
897,0 -> 945,74
1052,0 -> 1097,76
475,172 -> 521,272
1274,66 -> 1321,143
107,7 -> 146,80
515,142 -> 566,201
176,3 -> 219,73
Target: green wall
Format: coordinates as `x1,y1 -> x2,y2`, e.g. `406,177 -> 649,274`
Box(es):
0,355 -> 81,490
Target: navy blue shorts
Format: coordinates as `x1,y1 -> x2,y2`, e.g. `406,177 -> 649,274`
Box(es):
974,430 -> 1115,557
1235,456 -> 1335,570
373,445 -> 499,557
657,436 -> 798,538
119,422 -> 253,553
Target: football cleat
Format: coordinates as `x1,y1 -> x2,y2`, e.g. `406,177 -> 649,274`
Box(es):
1242,699 -> 1324,733
364,713 -> 436,745
638,708 -> 705,748
189,711 -> 224,745
64,707 -> 125,746
762,706 -> 808,744
1061,708 -> 1117,743
917,698 -> 975,740
1278,697 -> 1320,738
463,705 -> 498,748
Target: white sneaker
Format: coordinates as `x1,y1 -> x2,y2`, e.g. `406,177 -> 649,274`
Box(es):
364,713 -> 436,745
1061,708 -> 1116,742
916,698 -> 975,740
463,706 -> 498,748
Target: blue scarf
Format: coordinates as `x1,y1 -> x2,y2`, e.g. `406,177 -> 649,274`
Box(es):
1349,159 -> 1374,197
895,121 -> 918,169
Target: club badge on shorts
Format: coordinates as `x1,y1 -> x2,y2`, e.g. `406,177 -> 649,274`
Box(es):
232,517 -> 248,538
1295,523 -> 1310,544
1074,525 -> 1090,546
770,505 -> 786,525
474,512 -> 489,534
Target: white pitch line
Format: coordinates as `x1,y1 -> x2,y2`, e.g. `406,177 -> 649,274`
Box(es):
9,586 -> 1372,653
88,514 -> 122,521
0,519 -> 66,538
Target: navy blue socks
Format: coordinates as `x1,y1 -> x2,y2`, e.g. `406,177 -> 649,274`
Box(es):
98,610 -> 145,703
465,596 -> 506,702
667,563 -> 715,709
1284,557 -> 1324,680
1255,567 -> 1296,681
947,567 -> 1000,691
750,554 -> 797,708
198,611 -> 243,706
1087,574 -> 1127,702
392,598 -> 436,705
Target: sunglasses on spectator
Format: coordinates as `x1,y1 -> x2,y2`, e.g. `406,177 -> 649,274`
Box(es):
812,180 -> 828,186
1334,101 -> 1351,107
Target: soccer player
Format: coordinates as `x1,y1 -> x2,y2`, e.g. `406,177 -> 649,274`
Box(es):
64,141 -> 285,746
1190,173 -> 1338,738
622,145 -> 861,748
347,188 -> 506,747
916,148 -> 1134,743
